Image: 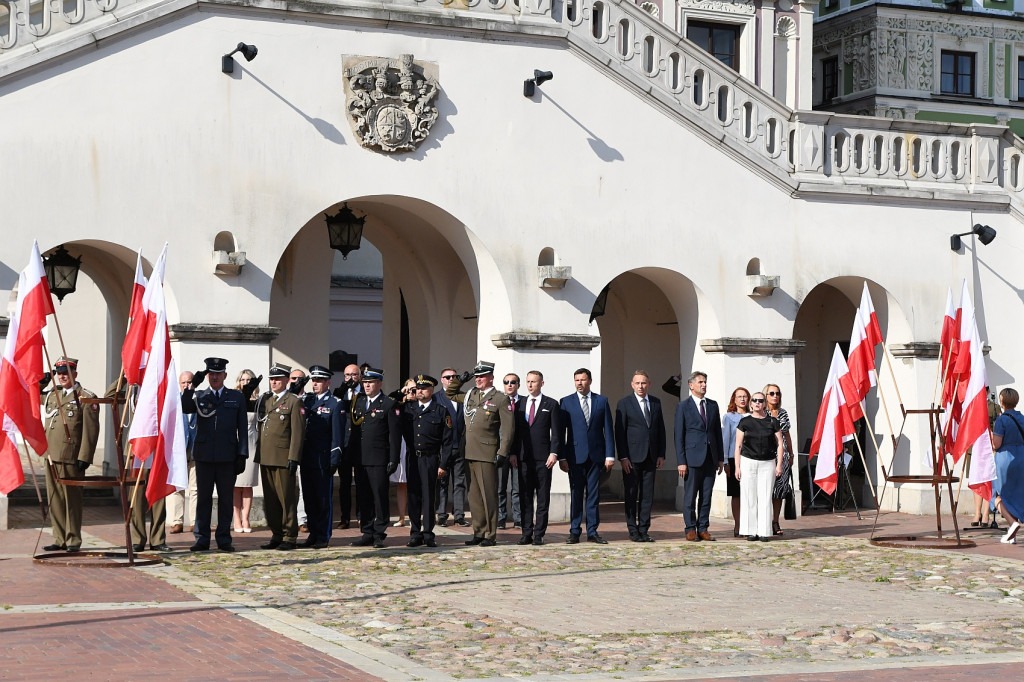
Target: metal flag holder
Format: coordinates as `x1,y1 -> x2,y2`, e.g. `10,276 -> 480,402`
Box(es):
34,386 -> 162,567
804,447 -> 863,520
869,406 -> 973,550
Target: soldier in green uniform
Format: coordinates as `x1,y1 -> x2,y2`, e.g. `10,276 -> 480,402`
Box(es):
40,357 -> 99,552
256,363 -> 306,550
446,361 -> 514,546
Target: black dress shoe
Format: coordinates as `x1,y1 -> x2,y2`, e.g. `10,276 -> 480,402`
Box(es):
513,522 -> 521,529
373,538 -> 385,549
336,520 -> 350,529
218,544 -> 235,552
150,544 -> 172,552
565,534 -> 580,544
42,544 -> 65,552
747,535 -> 760,542
437,516 -> 449,527
312,541 -> 329,549
425,539 -> 437,548
65,546 -> 81,553
351,536 -> 374,547
639,534 -> 654,543
131,543 -> 145,552
299,538 -> 317,548
587,534 -> 608,545
497,520 -> 507,530
189,543 -> 210,552
261,540 -> 281,550
516,536 -> 534,545
465,536 -> 484,545
276,542 -> 296,551
408,537 -> 424,547
455,518 -> 471,527
480,538 -> 496,547
533,536 -> 544,546
629,533 -> 640,542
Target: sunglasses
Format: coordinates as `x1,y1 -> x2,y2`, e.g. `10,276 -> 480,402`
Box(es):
767,391 -> 780,396
441,375 -> 456,380
504,380 -> 519,385
751,398 -> 766,403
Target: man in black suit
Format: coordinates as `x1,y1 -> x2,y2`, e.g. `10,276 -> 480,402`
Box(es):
434,367 -> 469,527
511,370 -> 561,546
614,370 -> 666,542
350,367 -> 401,548
333,364 -> 362,530
497,372 -> 522,530
674,371 -> 724,542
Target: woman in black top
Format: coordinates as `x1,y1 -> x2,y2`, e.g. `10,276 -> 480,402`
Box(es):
734,393 -> 784,542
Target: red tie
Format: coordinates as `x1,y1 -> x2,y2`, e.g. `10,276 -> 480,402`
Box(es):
528,398 -> 536,425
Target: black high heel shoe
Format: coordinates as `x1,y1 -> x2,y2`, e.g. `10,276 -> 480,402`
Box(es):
772,521 -> 783,536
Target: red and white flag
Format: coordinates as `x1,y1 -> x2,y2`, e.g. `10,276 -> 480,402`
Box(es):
844,312 -> 872,423
0,242 -> 55,494
940,281 -> 968,415
126,248 -> 186,505
941,281 -> 973,454
858,282 -> 883,349
948,302 -> 990,468
810,345 -> 857,495
121,247 -> 165,386
120,252 -> 148,385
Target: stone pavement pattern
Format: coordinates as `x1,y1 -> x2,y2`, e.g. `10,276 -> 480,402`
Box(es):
2,504 -> 1023,680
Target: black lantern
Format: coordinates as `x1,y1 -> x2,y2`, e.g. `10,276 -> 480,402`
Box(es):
589,284 -> 610,324
43,244 -> 83,303
325,203 -> 366,260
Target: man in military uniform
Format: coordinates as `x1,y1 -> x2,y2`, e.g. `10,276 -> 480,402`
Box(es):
256,363 -> 306,551
446,361 -> 514,546
181,357 -> 249,552
300,365 -> 347,549
288,367 -> 310,532
333,363 -> 363,529
351,367 -> 401,548
401,374 -> 454,547
40,357 -> 100,552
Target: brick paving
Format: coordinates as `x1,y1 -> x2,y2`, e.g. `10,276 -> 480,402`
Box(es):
2,495 -> 1023,680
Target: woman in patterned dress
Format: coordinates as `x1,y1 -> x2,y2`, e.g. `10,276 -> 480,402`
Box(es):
764,383 -> 795,536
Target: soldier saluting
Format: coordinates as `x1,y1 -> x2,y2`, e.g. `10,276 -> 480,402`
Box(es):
350,367 -> 401,549
255,363 -> 306,551
400,374 -> 454,548
40,356 -> 99,553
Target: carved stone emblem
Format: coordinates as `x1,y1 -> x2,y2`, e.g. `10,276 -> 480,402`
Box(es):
343,54 -> 440,154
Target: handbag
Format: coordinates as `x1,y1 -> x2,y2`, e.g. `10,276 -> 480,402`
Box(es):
783,471 -> 797,520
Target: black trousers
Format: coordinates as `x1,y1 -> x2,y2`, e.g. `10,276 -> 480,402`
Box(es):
301,457 -> 334,543
194,460 -> 235,548
496,455 -> 521,524
408,453 -> 439,541
622,455 -> 657,535
357,463 -> 390,539
436,454 -> 468,520
517,458 -> 552,538
336,455 -> 355,524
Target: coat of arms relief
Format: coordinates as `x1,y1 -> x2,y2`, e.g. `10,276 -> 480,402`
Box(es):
343,54 -> 440,154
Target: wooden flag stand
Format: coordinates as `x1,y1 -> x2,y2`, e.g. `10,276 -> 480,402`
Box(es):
869,405 -> 973,549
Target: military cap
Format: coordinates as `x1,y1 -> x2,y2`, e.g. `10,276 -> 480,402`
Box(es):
203,357 -> 228,373
362,367 -> 384,381
309,365 -> 333,379
472,361 -> 496,377
268,363 -> 292,378
415,374 -> 438,389
54,356 -> 78,373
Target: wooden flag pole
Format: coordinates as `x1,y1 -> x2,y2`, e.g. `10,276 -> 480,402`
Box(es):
879,341 -> 904,411
19,440 -> 48,525
851,406 -> 879,508
871,368 -> 900,455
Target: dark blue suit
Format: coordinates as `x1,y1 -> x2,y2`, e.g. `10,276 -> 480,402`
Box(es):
434,390 -> 468,522
302,391 -> 348,544
559,392 -> 614,538
615,394 -> 666,537
674,396 -> 724,534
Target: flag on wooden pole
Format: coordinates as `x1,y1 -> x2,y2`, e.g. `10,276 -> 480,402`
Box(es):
810,345 -> 857,496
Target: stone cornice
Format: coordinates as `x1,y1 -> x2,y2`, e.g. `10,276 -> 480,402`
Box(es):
699,337 -> 807,355
0,317 -> 8,336
169,323 -> 281,343
491,332 -> 601,351
889,342 -> 991,358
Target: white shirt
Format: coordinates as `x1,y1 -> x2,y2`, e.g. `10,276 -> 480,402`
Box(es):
634,393 -> 651,414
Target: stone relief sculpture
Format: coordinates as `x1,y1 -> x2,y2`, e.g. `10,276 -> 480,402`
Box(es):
887,34 -> 906,89
907,33 -> 932,91
343,54 -> 441,154
848,32 -> 875,92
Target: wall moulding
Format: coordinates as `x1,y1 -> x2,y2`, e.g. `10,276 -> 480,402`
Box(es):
491,332 -> 601,350
699,337 -> 807,355
169,323 -> 281,343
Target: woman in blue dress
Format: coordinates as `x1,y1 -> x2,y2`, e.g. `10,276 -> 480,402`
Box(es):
993,388 -> 1024,544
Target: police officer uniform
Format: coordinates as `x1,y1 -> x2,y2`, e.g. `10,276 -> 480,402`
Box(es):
255,363 -> 306,550
181,357 -> 249,551
401,375 -> 454,547
41,357 -> 99,552
351,367 -> 401,548
446,361 -> 514,545
300,365 -> 348,548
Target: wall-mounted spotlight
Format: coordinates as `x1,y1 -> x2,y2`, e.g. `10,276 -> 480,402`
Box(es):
523,70 -> 554,97
222,42 -> 258,74
950,223 -> 997,251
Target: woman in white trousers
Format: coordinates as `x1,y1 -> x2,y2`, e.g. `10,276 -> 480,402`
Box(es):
734,393 -> 784,542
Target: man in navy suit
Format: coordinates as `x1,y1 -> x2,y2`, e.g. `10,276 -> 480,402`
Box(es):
559,368 -> 615,544
511,370 -> 561,545
674,371 -> 724,541
615,370 -> 666,542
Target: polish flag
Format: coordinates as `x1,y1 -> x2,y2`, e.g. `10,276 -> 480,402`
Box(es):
844,312 -> 872,423
857,282 -> 883,349
120,252 -> 148,385
940,281 -> 968,414
942,281 -> 973,453
0,242 -> 55,494
810,345 -> 857,496
948,301 -> 989,469
126,249 -> 186,505
121,247 -> 166,386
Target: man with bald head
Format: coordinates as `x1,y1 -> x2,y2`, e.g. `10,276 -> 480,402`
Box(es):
334,363 -> 363,529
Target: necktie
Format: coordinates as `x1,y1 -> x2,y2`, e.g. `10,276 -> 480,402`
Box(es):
581,394 -> 590,424
642,397 -> 651,427
528,398 -> 536,425
699,399 -> 707,425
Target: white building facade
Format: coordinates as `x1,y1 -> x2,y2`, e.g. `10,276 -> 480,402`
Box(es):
1,0 -> 1022,526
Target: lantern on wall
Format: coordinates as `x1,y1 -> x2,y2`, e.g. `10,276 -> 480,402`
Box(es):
43,244 -> 83,303
325,203 -> 366,260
